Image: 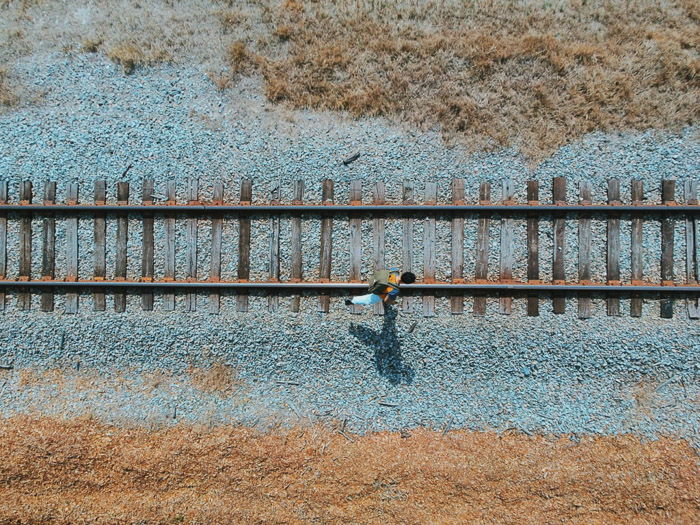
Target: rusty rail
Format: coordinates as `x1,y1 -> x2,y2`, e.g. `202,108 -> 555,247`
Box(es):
0,280 -> 699,293
0,204 -> 697,214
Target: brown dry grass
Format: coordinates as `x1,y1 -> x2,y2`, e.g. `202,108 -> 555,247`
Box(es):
238,0 -> 700,159
0,0 -> 42,7
81,38 -> 103,54
106,42 -> 171,74
0,417 -> 698,524
0,68 -> 18,107
187,363 -> 239,394
1,1 -> 699,158
228,39 -> 254,75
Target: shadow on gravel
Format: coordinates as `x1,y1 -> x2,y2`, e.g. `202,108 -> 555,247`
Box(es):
349,306 -> 415,385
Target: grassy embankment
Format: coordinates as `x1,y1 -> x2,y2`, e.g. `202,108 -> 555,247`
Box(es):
0,1 -> 698,158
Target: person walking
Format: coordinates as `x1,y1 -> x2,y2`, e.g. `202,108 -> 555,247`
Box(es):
345,268 -> 416,307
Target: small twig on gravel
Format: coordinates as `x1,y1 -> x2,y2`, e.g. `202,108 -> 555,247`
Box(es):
444,417 -> 456,434
276,380 -> 301,386
442,417 -> 453,436
342,152 -> 361,165
657,403 -> 676,409
0,364 -> 13,370
288,402 -> 302,419
407,321 -> 418,334
378,401 -> 399,407
120,163 -> 133,178
172,405 -> 177,419
338,430 -> 354,442
656,374 -> 680,392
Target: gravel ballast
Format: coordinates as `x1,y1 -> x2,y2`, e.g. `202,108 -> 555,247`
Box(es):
0,53 -> 699,444
0,310 -> 698,445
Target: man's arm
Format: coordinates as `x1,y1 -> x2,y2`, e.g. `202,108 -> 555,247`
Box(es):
383,286 -> 400,304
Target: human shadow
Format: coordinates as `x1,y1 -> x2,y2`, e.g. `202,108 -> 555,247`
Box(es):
349,305 -> 415,385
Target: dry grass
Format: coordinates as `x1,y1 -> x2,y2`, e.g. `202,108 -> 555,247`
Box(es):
106,42 -> 170,74
2,1 -> 206,74
106,43 -> 144,74
81,38 -> 103,53
227,39 -> 255,75
0,0 -> 40,9
1,1 -> 698,158
207,70 -> 230,90
0,417 -> 697,524
239,0 -> 700,159
11,367 -> 245,398
187,363 -> 239,394
0,68 -> 18,107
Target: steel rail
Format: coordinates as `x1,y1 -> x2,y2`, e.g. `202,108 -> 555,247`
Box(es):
0,204 -> 698,214
0,280 -> 699,293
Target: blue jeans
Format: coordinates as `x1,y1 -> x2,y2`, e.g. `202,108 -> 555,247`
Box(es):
349,293 -> 382,305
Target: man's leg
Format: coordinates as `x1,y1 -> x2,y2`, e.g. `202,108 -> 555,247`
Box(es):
345,293 -> 381,306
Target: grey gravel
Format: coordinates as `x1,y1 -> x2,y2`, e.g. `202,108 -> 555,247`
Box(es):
0,53 -> 699,445
0,309 -> 698,445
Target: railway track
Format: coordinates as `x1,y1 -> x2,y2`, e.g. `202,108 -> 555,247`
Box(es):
0,177 -> 698,318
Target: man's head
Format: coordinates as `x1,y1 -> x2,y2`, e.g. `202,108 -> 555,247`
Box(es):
400,272 -> 416,284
